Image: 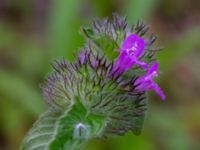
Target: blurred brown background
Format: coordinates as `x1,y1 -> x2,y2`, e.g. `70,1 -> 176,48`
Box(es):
0,0 -> 200,149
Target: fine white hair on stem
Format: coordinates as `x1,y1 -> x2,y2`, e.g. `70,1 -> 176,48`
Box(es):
73,123 -> 88,139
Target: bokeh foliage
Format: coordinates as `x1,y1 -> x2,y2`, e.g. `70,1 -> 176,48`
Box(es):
0,0 -> 200,149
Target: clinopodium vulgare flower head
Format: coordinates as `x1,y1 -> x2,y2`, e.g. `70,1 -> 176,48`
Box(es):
21,14 -> 166,150
112,33 -> 165,100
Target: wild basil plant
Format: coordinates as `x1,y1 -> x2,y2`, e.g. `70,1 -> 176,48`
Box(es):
21,14 -> 165,150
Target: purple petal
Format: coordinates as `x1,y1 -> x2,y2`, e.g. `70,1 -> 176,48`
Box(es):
121,34 -> 145,57
134,62 -> 166,100
112,51 -> 135,74
134,59 -> 148,70
112,34 -> 147,75
135,79 -> 152,90
152,82 -> 166,100
135,79 -> 166,100
148,62 -> 159,75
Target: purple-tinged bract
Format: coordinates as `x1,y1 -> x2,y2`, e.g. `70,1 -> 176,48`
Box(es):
79,50 -> 87,64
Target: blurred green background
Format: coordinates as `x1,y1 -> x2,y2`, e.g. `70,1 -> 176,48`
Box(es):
0,0 -> 200,149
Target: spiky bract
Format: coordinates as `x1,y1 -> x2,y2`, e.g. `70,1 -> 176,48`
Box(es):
43,50 -> 147,136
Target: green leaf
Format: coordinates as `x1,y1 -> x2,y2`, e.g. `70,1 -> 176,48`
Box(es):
81,26 -> 120,60
81,27 -> 95,39
20,111 -> 60,150
21,102 -> 106,150
48,101 -> 105,150
93,35 -> 119,59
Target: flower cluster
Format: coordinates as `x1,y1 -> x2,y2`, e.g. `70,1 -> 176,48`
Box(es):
21,14 -> 166,150
113,34 -> 165,100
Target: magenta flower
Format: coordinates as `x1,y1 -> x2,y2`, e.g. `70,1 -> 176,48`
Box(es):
113,34 -> 148,75
135,62 -> 166,100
